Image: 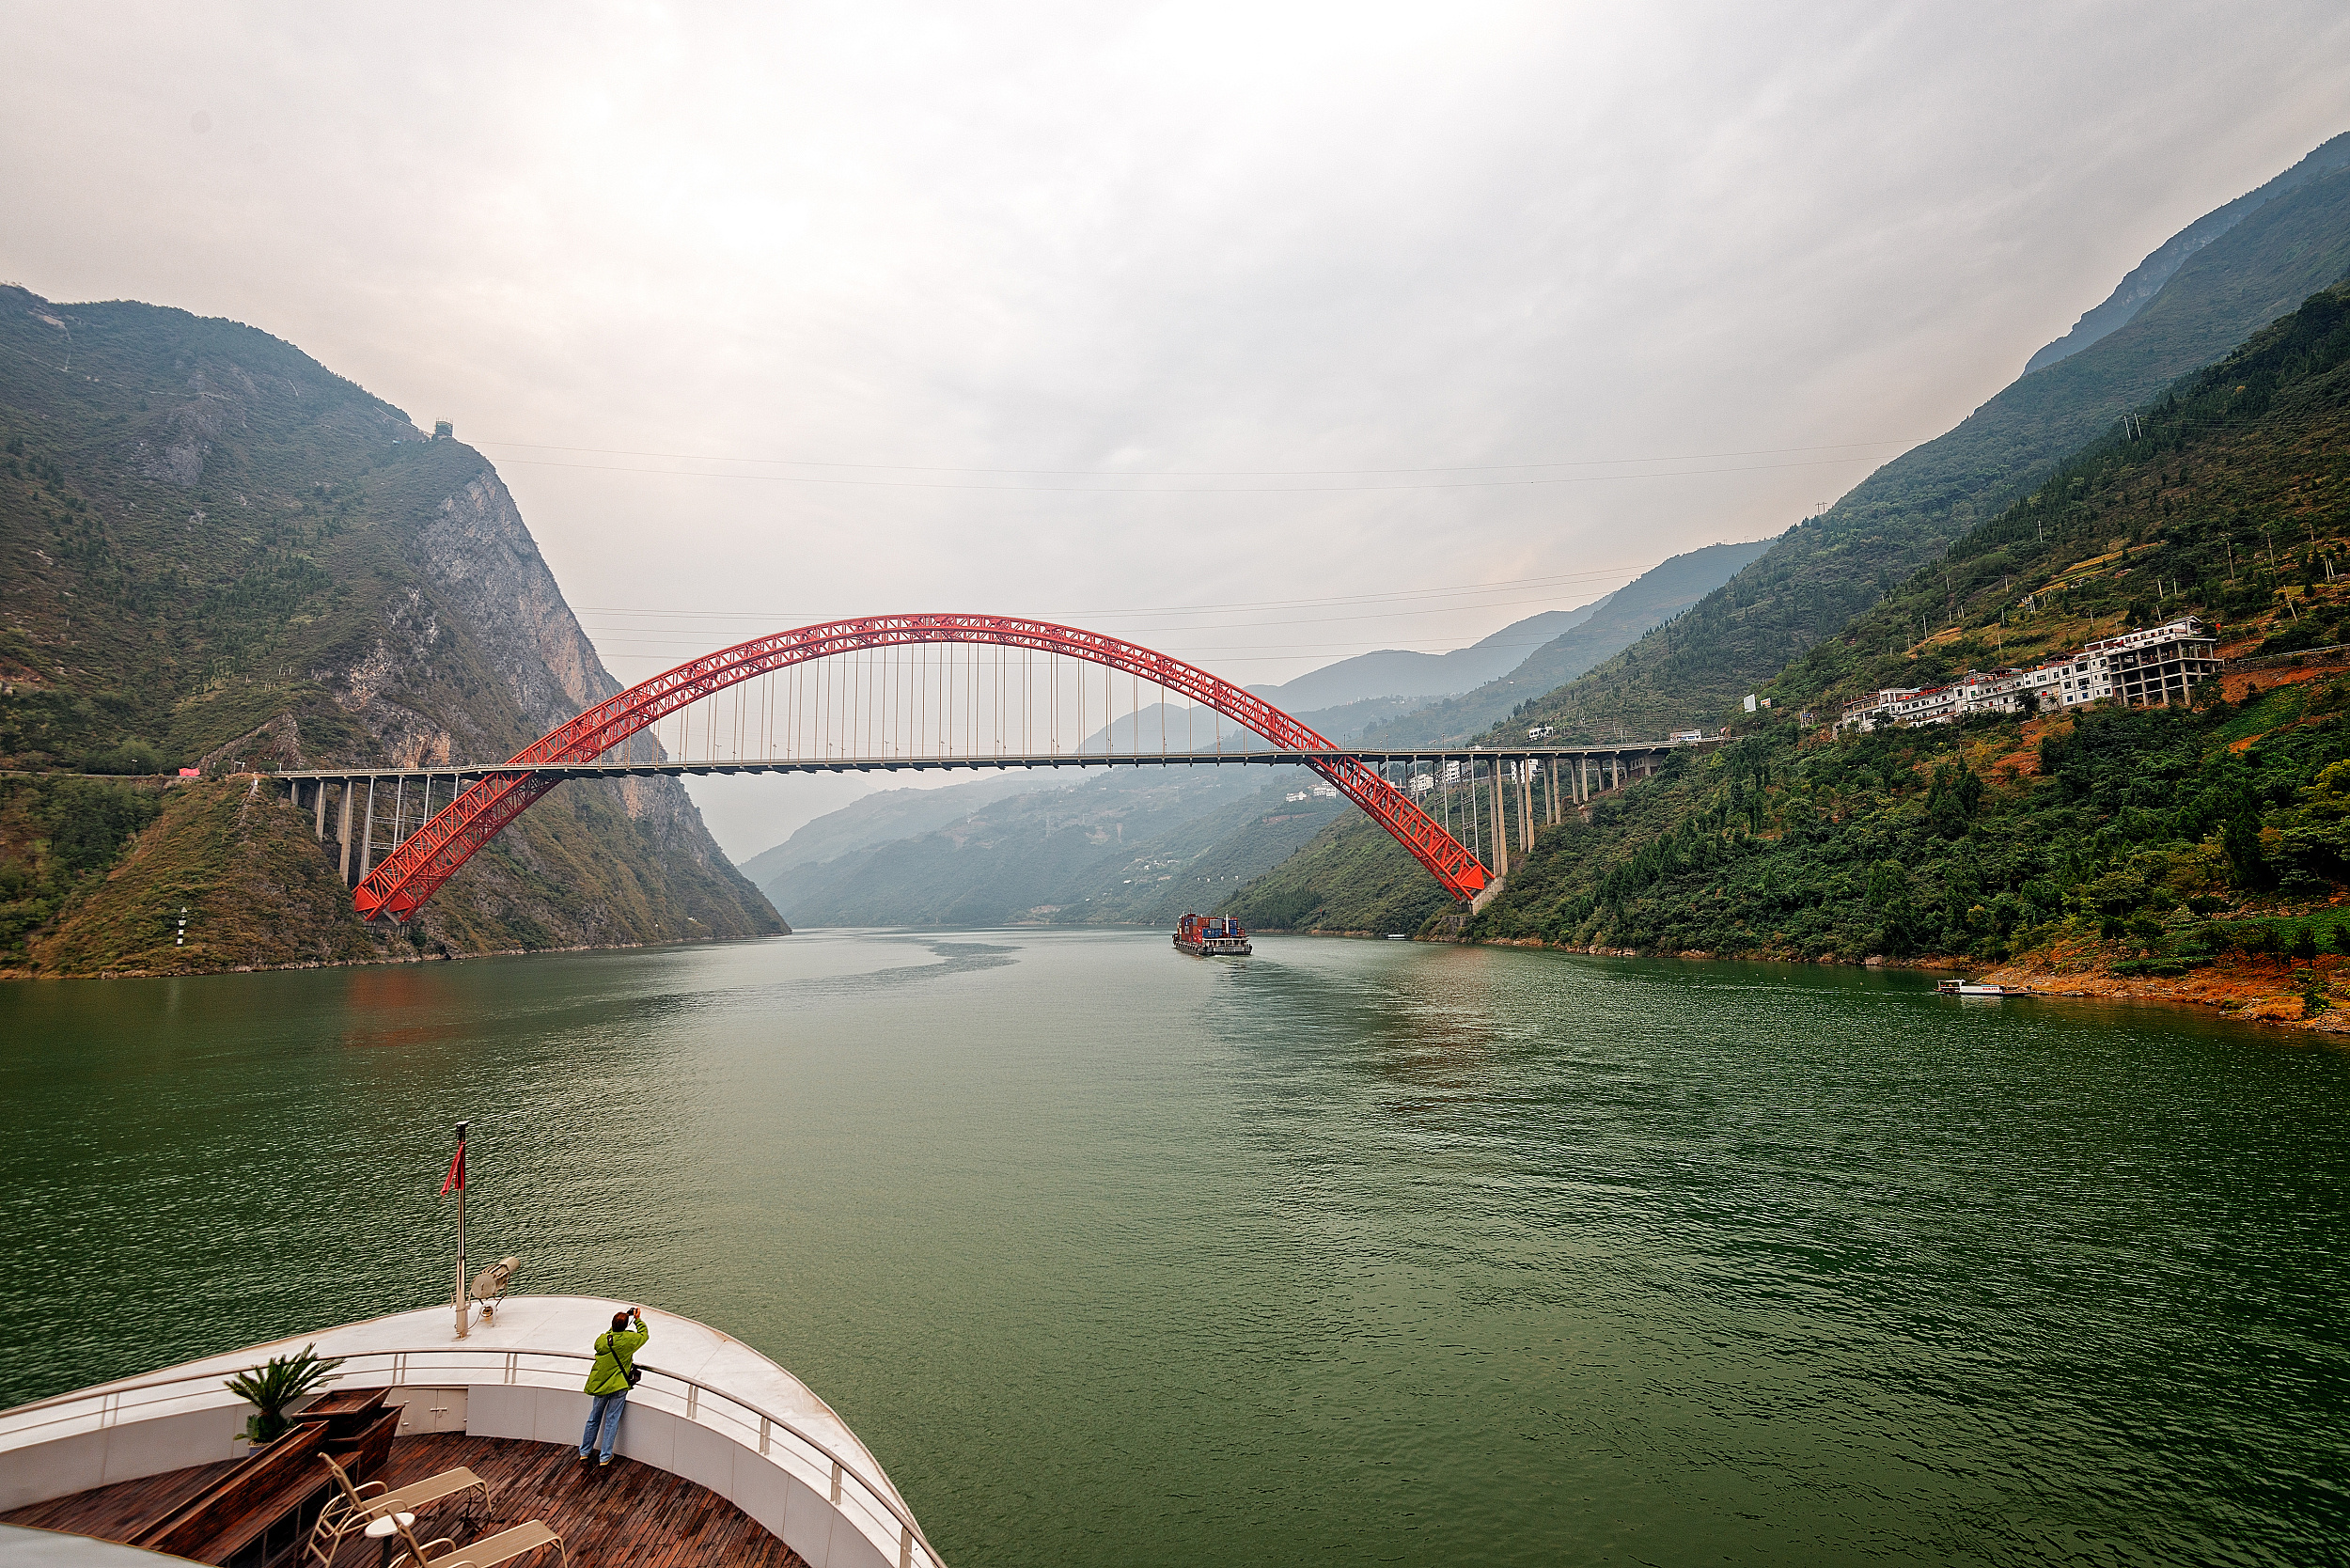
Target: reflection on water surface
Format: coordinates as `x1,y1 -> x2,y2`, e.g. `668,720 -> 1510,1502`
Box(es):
4,931 -> 2343,1568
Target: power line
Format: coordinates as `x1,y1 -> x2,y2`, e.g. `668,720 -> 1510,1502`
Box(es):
580,588 -> 1630,645
471,435 -> 1909,478
491,451 -> 1887,494
571,557 -> 1709,623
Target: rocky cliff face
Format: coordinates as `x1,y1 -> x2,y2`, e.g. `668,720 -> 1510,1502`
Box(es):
0,286 -> 782,972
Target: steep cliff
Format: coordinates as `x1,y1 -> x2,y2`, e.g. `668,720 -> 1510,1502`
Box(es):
0,287 -> 782,971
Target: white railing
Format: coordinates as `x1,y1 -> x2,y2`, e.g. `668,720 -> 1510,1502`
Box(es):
0,1347 -> 944,1568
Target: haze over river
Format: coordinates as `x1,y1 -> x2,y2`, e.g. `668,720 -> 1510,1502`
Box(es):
4,932 -> 2344,1566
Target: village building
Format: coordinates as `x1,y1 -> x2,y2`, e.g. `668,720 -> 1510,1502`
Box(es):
1835,618 -> 2220,735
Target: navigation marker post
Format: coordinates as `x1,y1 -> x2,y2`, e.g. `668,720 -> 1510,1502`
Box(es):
441,1121 -> 469,1338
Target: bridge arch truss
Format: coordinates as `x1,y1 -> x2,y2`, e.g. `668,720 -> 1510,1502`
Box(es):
353,614 -> 1497,922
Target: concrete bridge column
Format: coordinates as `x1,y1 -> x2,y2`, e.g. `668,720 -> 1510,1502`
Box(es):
1519,762 -> 1533,852
314,780 -> 328,840
1495,757 -> 1513,870
337,781 -> 356,883
356,778 -> 377,883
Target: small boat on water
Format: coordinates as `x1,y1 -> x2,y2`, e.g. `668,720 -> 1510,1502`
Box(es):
1175,913 -> 1251,956
1935,979 -> 2011,996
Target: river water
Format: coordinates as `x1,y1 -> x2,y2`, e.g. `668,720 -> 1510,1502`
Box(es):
3,932 -> 2344,1565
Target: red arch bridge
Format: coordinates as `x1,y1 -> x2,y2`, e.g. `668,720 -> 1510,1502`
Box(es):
265,614 -> 1721,923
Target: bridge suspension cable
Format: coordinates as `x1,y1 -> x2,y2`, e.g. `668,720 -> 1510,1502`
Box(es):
351,615 -> 1500,923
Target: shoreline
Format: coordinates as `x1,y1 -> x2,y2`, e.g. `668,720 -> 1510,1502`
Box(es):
20,922 -> 2350,1039
1378,927 -> 2350,1036
0,933 -> 752,982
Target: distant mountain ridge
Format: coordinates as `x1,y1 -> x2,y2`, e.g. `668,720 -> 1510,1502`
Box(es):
1504,138 -> 2350,745
1226,131 -> 2350,930
1246,602 -> 1607,713
1356,539 -> 1773,748
2025,132 -> 2350,374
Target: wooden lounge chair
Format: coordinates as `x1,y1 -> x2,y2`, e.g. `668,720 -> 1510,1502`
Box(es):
384,1509 -> 562,1568
306,1451 -> 489,1568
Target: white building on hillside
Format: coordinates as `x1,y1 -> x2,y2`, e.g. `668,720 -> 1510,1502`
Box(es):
1836,618 -> 2218,734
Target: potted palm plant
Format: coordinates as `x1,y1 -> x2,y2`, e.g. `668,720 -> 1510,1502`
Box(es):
225,1344 -> 346,1446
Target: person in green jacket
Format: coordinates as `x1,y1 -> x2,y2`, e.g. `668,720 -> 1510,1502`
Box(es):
579,1307 -> 647,1466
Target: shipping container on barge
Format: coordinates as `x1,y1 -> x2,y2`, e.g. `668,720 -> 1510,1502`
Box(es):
1174,914 -> 1251,957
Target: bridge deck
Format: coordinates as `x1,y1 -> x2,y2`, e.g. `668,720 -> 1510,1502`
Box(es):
272,738 -> 1722,783
4,1431 -> 807,1568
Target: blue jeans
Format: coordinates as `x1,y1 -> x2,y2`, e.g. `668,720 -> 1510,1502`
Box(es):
581,1390 -> 628,1460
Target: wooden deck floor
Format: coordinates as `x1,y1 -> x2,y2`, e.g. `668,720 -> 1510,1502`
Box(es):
4,1434 -> 809,1568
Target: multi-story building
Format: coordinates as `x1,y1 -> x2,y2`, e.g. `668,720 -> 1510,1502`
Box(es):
1835,618 -> 2219,734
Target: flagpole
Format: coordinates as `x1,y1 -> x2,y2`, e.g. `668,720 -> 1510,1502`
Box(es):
453,1120 -> 469,1340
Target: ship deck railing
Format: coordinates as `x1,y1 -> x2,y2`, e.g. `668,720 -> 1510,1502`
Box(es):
0,1342 -> 942,1568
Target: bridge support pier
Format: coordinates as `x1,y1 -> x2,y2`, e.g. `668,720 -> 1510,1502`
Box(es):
314,780 -> 327,840
1491,761 -> 1507,874
337,782 -> 355,884
357,779 -> 377,886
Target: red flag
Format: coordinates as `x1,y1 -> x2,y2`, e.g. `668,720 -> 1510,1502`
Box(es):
439,1140 -> 465,1196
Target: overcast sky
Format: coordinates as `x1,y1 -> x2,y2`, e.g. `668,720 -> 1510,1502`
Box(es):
6,2 -> 2346,852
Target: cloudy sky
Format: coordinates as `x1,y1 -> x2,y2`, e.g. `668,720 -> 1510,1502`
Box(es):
6,2 -> 2345,850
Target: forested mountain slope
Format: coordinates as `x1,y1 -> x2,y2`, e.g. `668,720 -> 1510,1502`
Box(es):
0,287 -> 780,971
2024,131 -> 2350,373
1355,539 -> 1771,748
1508,143 -> 2350,745
1770,282 -> 2350,712
1234,271 -> 2350,944
1462,282 -> 2350,983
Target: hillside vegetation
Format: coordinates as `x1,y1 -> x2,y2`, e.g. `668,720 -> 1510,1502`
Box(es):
2024,131 -> 2350,373
34,776 -> 415,974
1508,149 -> 2350,745
1773,282 -> 2350,712
1457,282 -> 2350,1000
1231,143 -> 2350,932
0,288 -> 779,971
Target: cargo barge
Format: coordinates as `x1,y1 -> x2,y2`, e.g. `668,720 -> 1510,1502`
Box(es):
1174,914 -> 1251,957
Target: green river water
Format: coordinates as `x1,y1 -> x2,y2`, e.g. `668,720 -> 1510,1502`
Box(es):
3,931 -> 2344,1565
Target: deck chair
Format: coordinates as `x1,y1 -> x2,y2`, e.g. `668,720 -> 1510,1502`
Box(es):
307,1452 -> 491,1568
385,1509 -> 563,1568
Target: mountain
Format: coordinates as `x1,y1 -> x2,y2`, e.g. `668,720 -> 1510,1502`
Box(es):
0,288 -> 781,972
1245,602 -> 1607,713
762,766 -> 1288,927
760,764 -> 1359,931
739,568 -> 1706,924
1351,539 -> 1773,747
1227,139 -> 2350,930
738,770 -> 1049,892
1501,138 -> 2350,746
1461,281 -> 2350,974
2025,133 -> 2350,374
